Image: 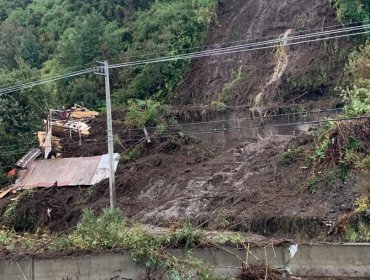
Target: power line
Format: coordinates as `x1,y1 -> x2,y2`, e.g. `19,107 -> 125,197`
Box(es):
1,115 -> 368,155
0,58 -> 348,97
0,106 -> 350,150
109,24 -> 370,69
0,141 -> 104,151
116,107 -> 346,133
0,68 -> 94,95
108,20 -> 370,63
0,60 -> 97,90
0,24 -> 369,95
112,107 -> 345,134
70,114 -> 370,141
128,115 -> 370,140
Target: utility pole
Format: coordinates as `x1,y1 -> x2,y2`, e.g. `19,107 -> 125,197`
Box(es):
96,61 -> 116,208
104,61 -> 116,208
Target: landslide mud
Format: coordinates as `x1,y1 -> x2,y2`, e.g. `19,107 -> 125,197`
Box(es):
0,115 -> 361,239
174,0 -> 355,106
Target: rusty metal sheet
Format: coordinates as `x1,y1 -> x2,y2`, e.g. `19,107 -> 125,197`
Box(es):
15,154 -> 120,189
15,148 -> 42,169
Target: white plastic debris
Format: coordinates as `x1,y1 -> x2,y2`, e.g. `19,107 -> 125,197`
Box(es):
289,244 -> 298,259
47,208 -> 52,219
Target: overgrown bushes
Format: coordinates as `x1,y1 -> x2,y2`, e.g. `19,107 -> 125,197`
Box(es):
306,35 -> 370,190
331,0 -> 370,22
0,208 -> 223,278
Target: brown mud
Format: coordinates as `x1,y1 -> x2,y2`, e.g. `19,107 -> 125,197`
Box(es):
0,0 -> 367,242
0,115 -> 365,240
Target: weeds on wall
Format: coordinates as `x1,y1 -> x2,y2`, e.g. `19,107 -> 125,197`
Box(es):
0,208 -> 227,279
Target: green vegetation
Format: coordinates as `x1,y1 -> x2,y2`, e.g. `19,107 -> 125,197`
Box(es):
0,208 -> 229,279
309,122 -> 368,189
286,65 -> 331,99
281,146 -> 303,166
345,195 -> 370,242
355,195 -> 370,213
218,66 -> 244,103
331,0 -> 370,22
121,143 -> 143,163
343,42 -> 370,117
124,99 -> 175,130
306,36 -> 370,190
2,189 -> 37,231
0,0 -> 217,174
346,220 -> 370,242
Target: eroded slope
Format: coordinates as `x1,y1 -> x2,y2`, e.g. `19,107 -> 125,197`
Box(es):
175,0 -> 353,107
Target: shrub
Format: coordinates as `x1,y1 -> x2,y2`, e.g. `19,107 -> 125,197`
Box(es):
70,208 -> 127,249
2,189 -> 37,231
124,99 -> 174,129
281,146 -> 302,166
170,223 -> 205,249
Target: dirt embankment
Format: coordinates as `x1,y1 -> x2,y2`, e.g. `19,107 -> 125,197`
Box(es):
0,0 -> 366,240
174,0 -> 354,107
1,114 -> 366,239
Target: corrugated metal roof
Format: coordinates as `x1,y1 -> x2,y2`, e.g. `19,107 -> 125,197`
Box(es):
15,154 -> 120,189
15,148 -> 42,169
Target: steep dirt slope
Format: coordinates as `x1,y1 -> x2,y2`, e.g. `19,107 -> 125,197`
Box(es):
0,1 -> 366,241
174,0 -> 353,107
111,134 -> 365,237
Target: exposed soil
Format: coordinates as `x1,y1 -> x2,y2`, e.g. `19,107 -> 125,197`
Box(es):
0,0 -> 367,243
238,265 -> 289,280
173,0 -> 356,107
1,115 -> 367,240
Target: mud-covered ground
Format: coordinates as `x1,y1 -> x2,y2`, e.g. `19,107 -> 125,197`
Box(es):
1,115 -> 367,241
174,0 -> 355,106
0,0 -> 367,241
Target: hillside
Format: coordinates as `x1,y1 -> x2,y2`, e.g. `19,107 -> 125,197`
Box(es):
175,0 -> 352,107
0,0 -> 370,247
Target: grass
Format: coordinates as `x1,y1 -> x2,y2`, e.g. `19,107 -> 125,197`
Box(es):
218,66 -> 243,103
355,155 -> 370,170
121,143 -> 143,163
355,195 -> 370,213
346,220 -> 370,242
0,208 -> 225,279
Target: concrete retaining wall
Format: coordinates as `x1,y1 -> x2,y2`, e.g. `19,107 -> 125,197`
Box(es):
1,243 -> 369,280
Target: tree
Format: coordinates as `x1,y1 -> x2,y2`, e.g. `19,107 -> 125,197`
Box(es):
0,60 -> 49,170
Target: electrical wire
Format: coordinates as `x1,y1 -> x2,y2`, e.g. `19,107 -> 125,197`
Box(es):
0,60 -> 97,90
0,140 -> 109,151
1,115 -> 368,156
109,24 -> 370,69
0,68 -> 95,95
0,106 -> 352,149
0,24 -> 369,95
108,20 -> 370,63
115,107 -> 346,133
128,115 -> 370,140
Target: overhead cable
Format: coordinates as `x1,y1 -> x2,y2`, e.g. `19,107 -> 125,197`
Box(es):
109,24 -> 370,69
0,24 -> 369,95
